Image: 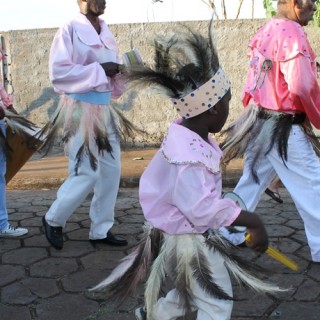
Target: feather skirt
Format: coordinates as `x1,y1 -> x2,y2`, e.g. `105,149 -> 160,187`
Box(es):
36,95 -> 141,174
220,104 -> 320,183
0,109 -> 42,161
90,224 -> 285,319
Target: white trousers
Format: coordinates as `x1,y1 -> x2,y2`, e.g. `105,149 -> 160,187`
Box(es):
152,248 -> 233,320
234,125 -> 320,262
45,131 -> 121,240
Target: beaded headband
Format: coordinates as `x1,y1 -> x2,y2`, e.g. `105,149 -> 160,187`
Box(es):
171,67 -> 230,118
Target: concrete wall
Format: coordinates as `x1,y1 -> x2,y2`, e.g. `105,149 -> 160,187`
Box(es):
1,20 -> 320,146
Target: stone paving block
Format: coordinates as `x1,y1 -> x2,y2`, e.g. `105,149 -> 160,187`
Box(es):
23,234 -> 52,247
0,265 -> 25,286
259,215 -> 287,225
20,216 -> 44,227
115,198 -> 141,210
118,213 -> 145,224
20,278 -> 60,298
0,239 -> 22,254
2,247 -> 48,265
35,293 -> 99,320
293,279 -> 320,301
2,282 -> 38,304
0,304 -> 32,320
66,228 -> 91,241
31,199 -> 57,206
232,293 -> 274,317
61,269 -> 107,293
268,302 -> 320,320
112,223 -> 144,235
285,218 -> 306,230
17,206 -> 49,213
270,237 -> 302,254
265,225 -> 295,238
64,221 -> 82,232
50,241 -> 95,258
30,257 -> 79,278
7,212 -> 34,221
81,250 -> 126,270
308,263 -> 320,281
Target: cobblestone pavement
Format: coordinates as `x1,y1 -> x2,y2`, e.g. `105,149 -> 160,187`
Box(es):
1,187 -> 320,320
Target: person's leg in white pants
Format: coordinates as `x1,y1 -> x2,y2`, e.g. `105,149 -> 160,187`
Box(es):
234,126 -> 320,262
151,249 -> 233,320
45,136 -> 99,228
45,130 -> 120,237
272,126 -> 320,262
89,133 -> 121,239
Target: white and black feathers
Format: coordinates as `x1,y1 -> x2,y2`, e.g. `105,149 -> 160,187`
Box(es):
90,226 -> 286,319
220,104 -> 320,183
2,109 -> 42,162
124,19 -> 220,100
36,96 -> 142,174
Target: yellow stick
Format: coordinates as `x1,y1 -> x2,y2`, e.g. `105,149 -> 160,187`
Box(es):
245,234 -> 298,271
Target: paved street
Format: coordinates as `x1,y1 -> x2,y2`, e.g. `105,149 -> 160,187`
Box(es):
1,150 -> 320,319
1,187 -> 320,320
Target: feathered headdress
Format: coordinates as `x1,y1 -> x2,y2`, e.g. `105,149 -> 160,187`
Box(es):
125,19 -> 230,118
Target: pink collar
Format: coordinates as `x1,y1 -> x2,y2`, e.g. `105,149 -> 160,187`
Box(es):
161,119 -> 222,173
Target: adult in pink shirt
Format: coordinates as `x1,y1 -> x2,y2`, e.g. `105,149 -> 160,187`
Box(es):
221,0 -> 320,263
42,0 -> 130,249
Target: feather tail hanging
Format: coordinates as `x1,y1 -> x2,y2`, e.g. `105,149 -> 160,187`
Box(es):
36,106 -> 65,156
4,111 -> 43,159
220,104 -> 259,165
144,234 -> 171,320
190,236 -> 233,301
174,235 -> 195,313
272,115 -> 292,164
206,231 -> 287,294
112,108 -> 145,148
91,225 -> 162,307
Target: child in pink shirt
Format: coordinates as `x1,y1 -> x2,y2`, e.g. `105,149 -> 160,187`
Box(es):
91,23 -> 284,320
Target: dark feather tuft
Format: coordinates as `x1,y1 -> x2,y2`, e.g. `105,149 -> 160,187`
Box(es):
190,249 -> 233,301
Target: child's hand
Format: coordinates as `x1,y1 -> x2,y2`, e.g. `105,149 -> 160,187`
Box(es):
245,227 -> 269,253
231,210 -> 269,253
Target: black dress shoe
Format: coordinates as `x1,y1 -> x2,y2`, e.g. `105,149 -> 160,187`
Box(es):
90,231 -> 128,246
42,216 -> 63,250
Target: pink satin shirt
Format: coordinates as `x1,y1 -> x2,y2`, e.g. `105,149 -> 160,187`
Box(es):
139,119 -> 241,235
49,13 -> 125,99
242,18 -> 320,129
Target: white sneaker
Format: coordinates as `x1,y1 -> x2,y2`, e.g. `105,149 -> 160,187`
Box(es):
0,224 -> 28,237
